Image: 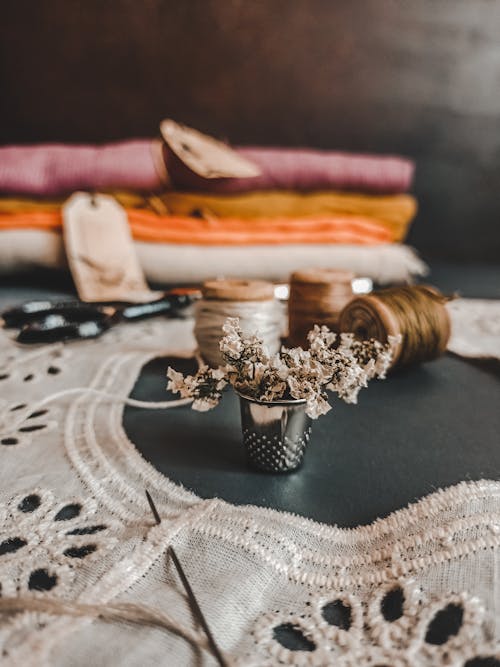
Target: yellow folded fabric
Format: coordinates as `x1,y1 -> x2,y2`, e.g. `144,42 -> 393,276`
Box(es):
0,191 -> 144,213
158,190 -> 417,226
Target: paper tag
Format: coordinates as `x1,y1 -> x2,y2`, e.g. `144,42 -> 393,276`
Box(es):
63,192 -> 161,303
160,118 -> 261,179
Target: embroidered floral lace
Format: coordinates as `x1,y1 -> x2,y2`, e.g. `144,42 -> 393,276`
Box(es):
0,299 -> 498,666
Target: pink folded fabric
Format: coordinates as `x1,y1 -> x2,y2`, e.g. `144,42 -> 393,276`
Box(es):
165,146 -> 415,194
0,140 -> 414,196
0,141 -> 161,195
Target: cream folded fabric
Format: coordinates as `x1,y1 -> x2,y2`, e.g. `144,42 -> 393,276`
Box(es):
0,229 -> 428,285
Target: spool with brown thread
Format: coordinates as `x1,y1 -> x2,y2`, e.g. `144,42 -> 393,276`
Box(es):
288,269 -> 355,347
338,285 -> 451,368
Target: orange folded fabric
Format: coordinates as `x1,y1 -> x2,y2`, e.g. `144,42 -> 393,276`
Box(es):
0,211 -> 62,233
0,209 -> 395,245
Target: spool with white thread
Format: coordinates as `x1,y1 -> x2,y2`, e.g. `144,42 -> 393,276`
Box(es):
194,279 -> 283,367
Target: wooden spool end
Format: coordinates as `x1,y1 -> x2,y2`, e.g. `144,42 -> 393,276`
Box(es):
339,294 -> 402,366
202,279 -> 275,302
291,268 -> 355,286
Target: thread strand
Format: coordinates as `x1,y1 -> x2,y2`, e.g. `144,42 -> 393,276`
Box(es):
0,597 -> 209,653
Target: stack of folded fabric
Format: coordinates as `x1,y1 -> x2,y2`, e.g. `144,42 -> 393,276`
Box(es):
0,129 -> 426,284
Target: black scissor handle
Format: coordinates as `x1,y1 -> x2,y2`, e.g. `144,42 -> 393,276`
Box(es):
16,311 -> 113,344
2,300 -> 109,328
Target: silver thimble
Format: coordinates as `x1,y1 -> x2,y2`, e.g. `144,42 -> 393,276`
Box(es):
237,392 -> 312,473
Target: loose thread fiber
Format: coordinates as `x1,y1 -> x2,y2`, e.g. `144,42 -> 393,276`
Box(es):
0,597 -> 209,654
339,285 -> 451,367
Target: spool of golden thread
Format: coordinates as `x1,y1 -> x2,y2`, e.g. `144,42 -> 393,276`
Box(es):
288,269 -> 355,347
339,285 -> 451,367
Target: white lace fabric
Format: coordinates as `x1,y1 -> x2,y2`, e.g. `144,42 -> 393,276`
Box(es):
447,298 -> 500,360
0,300 -> 499,666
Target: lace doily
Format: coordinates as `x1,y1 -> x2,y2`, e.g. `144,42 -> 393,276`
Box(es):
447,298 -> 500,360
0,303 -> 499,666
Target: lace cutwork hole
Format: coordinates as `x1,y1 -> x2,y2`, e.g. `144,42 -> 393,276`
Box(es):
272,623 -> 316,652
0,537 -> 27,556
23,374 -> 34,382
0,374 -> 9,381
10,404 -> 26,411
425,603 -> 464,645
27,409 -> 48,419
47,366 -> 60,375
18,425 -> 47,433
321,599 -> 352,630
63,544 -> 97,559
66,525 -> 106,536
465,660 -> 500,667
381,586 -> 405,622
28,568 -> 58,591
54,504 -> 82,521
18,494 -> 41,512
1,438 -> 18,446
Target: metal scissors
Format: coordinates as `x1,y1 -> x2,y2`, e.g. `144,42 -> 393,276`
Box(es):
1,289 -> 201,344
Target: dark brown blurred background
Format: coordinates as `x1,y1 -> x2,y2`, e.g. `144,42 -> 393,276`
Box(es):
1,0 -> 499,262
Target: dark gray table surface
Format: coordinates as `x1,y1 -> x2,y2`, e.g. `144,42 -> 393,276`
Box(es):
1,262 -> 499,528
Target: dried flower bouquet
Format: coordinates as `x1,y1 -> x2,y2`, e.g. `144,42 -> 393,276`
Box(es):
167,318 -> 396,419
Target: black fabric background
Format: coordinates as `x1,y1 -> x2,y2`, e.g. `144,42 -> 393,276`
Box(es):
1,0 -> 500,262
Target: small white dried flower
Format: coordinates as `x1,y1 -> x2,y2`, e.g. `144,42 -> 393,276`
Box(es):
166,364 -> 228,411
305,393 -> 332,419
308,324 -> 337,352
166,367 -> 186,395
192,396 -> 219,412
220,319 -> 245,360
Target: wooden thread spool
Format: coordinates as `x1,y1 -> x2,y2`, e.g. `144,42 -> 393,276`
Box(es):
288,269 -> 355,347
194,279 -> 283,367
338,284 -> 451,368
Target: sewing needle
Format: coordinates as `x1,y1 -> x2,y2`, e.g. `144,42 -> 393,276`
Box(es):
144,490 -> 230,667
